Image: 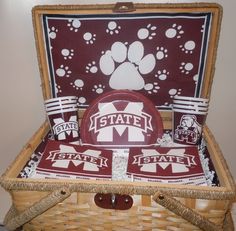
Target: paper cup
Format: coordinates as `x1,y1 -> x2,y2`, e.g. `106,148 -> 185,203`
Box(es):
173,95 -> 209,104
45,104 -> 78,115
45,96 -> 79,143
172,105 -> 208,114
172,107 -> 208,145
172,100 -> 209,108
45,96 -> 78,110
171,96 -> 209,145
45,96 -> 78,104
172,95 -> 209,122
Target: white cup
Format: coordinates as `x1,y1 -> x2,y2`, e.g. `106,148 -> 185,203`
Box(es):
45,96 -> 79,143
173,95 -> 209,104
172,96 -> 209,145
172,105 -> 208,114
172,100 -> 209,108
45,96 -> 78,105
45,104 -> 78,115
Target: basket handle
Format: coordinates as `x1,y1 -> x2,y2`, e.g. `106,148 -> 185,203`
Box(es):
153,192 -> 223,231
4,187 -> 71,231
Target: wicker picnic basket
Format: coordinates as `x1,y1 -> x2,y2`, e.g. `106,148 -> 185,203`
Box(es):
0,3 -> 236,231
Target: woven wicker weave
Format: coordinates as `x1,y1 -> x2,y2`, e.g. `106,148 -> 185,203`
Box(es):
0,3 -> 235,231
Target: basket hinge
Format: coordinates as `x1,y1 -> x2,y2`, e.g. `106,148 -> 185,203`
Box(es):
94,193 -> 133,210
113,2 -> 136,13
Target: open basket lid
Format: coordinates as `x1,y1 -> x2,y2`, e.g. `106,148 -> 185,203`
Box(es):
32,3 -> 222,111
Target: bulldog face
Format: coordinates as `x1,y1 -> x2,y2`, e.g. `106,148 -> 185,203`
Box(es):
180,115 -> 195,128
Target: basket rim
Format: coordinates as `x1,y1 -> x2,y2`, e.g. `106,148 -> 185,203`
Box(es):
32,2 -> 223,12
0,120 -> 235,200
0,174 -> 235,200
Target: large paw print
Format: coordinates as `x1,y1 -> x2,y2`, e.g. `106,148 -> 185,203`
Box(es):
99,41 -> 156,90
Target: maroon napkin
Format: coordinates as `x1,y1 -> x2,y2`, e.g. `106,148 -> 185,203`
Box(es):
127,146 -> 207,185
34,140 -> 112,180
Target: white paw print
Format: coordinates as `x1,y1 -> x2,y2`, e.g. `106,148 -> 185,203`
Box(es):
56,65 -> 72,77
92,84 -> 105,94
179,41 -> 196,54
86,61 -> 98,73
70,79 -> 84,90
179,62 -> 194,74
78,97 -> 86,105
67,19 -> 81,32
61,49 -> 74,60
156,47 -> 168,60
201,24 -> 205,33
106,21 -> 121,35
83,32 -> 96,44
164,102 -> 171,107
193,74 -> 198,85
155,69 -> 169,80
49,27 -> 58,39
144,82 -> 160,94
55,84 -> 62,94
165,24 -> 184,39
168,88 -> 182,98
137,24 -> 157,40
99,41 -> 156,90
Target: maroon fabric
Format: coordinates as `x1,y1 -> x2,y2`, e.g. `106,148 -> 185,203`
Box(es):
43,12 -> 211,108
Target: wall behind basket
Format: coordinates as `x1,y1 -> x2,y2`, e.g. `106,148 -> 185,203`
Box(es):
0,0 -> 235,224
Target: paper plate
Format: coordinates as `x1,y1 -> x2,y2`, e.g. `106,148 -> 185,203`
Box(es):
80,90 -> 163,148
